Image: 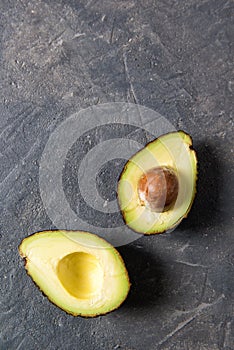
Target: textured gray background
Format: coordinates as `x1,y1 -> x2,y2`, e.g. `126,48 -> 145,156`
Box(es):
0,0 -> 233,349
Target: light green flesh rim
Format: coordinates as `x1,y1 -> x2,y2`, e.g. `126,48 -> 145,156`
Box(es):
118,131 -> 197,234
19,230 -> 130,316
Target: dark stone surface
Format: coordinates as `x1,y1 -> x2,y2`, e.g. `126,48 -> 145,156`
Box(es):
0,0 -> 233,349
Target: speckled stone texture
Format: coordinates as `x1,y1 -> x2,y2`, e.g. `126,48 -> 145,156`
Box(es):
0,1 -> 233,349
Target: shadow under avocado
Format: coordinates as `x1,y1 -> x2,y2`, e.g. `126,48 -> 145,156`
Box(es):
179,142 -> 223,232
118,244 -> 170,310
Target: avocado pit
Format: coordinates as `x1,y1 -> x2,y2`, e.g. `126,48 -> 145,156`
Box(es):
137,166 -> 179,212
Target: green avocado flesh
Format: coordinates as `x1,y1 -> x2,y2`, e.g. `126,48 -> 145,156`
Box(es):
19,230 -> 130,317
118,131 -> 197,234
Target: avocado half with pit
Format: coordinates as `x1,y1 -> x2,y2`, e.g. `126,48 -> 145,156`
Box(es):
118,131 -> 197,234
19,230 -> 130,317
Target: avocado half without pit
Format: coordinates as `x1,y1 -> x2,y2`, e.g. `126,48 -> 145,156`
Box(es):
19,230 -> 130,317
118,131 -> 197,234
